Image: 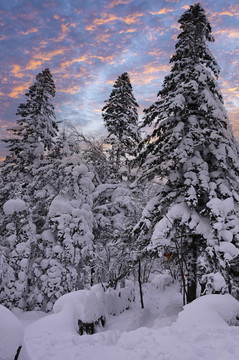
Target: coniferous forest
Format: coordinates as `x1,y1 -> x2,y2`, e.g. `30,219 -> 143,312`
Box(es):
1,3 -> 239,313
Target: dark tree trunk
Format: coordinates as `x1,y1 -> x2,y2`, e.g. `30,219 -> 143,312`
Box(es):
186,237 -> 198,303
187,279 -> 197,303
138,259 -> 144,309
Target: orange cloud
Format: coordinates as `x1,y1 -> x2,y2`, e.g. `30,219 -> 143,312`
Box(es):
150,8 -> 174,15
92,107 -> 101,113
92,13 -> 119,26
123,12 -> 144,24
11,65 -> 24,78
24,48 -> 68,71
214,29 -> 239,38
90,55 -> 115,63
108,0 -> 133,8
35,48 -> 67,61
51,21 -> 77,42
119,28 -> 136,34
8,81 -> 32,98
22,28 -> 38,35
148,49 -> 169,57
58,86 -> 81,94
86,11 -> 144,30
219,5 -> 239,17
106,80 -> 115,85
129,63 -> 171,86
141,63 -> 171,75
227,87 -> 239,92
61,55 -> 92,68
26,59 -> 43,70
219,11 -> 238,16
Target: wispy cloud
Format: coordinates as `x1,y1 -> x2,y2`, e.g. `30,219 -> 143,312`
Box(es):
149,8 -> 174,15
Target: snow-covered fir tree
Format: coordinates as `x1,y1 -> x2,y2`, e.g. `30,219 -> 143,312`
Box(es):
0,68 -> 58,211
135,3 -> 239,303
4,68 -> 58,168
102,72 -> 141,176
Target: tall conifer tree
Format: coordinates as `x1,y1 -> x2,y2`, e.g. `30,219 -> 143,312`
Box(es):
135,3 -> 239,302
4,68 -> 58,168
102,72 -> 140,173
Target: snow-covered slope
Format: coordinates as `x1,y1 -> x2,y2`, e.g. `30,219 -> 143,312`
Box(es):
13,281 -> 239,360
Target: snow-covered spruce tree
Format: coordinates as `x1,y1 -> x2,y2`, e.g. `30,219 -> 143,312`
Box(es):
0,68 -> 58,211
102,72 -> 141,177
3,68 -> 58,170
135,3 -> 239,303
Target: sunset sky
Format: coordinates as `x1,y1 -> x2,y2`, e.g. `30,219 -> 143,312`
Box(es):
0,0 -> 239,157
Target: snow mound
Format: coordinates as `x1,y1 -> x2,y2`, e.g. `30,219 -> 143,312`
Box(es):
177,294 -> 239,327
53,286 -> 104,324
0,305 -> 24,360
3,199 -> 27,215
27,285 -> 135,337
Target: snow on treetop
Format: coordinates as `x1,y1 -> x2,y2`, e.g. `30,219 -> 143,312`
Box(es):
3,199 -> 27,216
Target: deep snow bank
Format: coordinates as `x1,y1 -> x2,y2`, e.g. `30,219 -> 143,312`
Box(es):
176,293 -> 239,327
23,286 -> 239,360
0,305 -> 31,360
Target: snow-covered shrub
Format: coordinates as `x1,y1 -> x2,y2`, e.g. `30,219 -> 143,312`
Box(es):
52,284 -> 135,335
200,272 -> 228,295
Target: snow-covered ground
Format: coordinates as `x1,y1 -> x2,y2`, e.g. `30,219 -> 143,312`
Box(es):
3,279 -> 239,360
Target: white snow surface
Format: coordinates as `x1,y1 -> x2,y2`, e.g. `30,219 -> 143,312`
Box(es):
7,280 -> 238,360
0,305 -> 30,360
